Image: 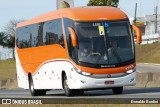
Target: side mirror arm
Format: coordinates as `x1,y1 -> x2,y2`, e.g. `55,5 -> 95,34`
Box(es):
132,25 -> 142,44
68,27 -> 78,47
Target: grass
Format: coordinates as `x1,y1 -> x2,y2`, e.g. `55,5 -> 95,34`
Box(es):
0,60 -> 16,80
135,42 -> 160,63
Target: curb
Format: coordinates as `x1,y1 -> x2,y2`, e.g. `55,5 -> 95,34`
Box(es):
0,77 -> 17,88
136,72 -> 160,88
138,63 -> 160,66
0,80 -> 7,87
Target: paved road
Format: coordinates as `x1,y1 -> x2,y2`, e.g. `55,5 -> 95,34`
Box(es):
0,88 -> 160,99
0,63 -> 160,102
137,63 -> 160,73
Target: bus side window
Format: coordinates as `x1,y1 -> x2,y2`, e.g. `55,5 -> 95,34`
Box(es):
30,24 -> 39,47
43,19 -> 64,48
44,21 -> 58,45
59,34 -> 65,48
56,19 -> 65,48
17,26 -> 30,49
37,22 -> 44,46
63,18 -> 76,62
17,18 -> 64,48
16,28 -> 22,48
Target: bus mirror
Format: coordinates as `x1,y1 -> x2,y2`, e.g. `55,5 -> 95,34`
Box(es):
68,27 -> 78,47
132,25 -> 142,44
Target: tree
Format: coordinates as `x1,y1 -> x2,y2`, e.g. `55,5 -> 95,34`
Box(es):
87,0 -> 119,7
61,1 -> 70,8
6,34 -> 15,50
0,32 -> 7,46
3,19 -> 25,59
3,19 -> 25,36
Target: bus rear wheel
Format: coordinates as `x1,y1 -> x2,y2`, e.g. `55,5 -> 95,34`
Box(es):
28,75 -> 46,96
63,74 -> 75,97
112,87 -> 123,95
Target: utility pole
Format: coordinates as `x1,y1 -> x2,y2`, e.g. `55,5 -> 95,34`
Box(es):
140,3 -> 141,17
155,6 -> 158,33
134,3 -> 137,25
154,2 -> 156,14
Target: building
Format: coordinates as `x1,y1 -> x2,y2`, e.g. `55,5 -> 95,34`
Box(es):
130,15 -> 160,44
145,14 -> 160,35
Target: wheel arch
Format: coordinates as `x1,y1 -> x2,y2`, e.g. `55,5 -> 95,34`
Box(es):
28,72 -> 32,81
61,71 -> 66,89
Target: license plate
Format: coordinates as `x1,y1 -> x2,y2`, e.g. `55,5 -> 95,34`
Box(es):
105,80 -> 114,84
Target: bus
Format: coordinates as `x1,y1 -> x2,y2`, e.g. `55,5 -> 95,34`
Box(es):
15,6 -> 141,97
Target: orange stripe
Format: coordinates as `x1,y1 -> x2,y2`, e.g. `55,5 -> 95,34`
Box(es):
81,63 -> 136,74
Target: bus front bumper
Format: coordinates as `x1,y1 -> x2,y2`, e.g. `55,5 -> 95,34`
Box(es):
68,71 -> 136,89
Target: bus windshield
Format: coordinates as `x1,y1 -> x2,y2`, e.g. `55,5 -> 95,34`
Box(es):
75,21 -> 134,66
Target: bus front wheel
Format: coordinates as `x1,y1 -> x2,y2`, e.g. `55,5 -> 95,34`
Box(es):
63,74 -> 75,97
28,75 -> 46,96
112,87 -> 123,95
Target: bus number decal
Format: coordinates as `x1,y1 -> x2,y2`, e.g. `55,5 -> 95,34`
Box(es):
93,23 -> 101,27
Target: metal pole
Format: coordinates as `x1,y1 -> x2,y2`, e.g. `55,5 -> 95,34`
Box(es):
134,3 -> 137,25
155,6 -> 158,33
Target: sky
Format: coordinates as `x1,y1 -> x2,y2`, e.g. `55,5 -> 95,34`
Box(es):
0,0 -> 159,31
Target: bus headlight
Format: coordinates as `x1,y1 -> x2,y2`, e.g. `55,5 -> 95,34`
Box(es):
126,68 -> 136,74
81,72 -> 92,76
73,67 -> 92,76
77,70 -> 92,76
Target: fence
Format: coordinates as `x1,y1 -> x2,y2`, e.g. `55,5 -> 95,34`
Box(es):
0,46 -> 13,60
141,33 -> 160,44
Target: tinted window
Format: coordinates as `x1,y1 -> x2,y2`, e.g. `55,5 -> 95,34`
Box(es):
76,21 -> 134,65
37,23 -> 44,46
16,18 -> 64,49
16,26 -> 30,48
63,18 -> 76,61
43,19 -> 64,47
30,24 -> 39,47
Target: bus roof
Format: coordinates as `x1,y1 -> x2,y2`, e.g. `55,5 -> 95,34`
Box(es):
16,6 -> 128,28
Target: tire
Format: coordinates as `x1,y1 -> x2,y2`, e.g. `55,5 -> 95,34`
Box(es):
112,87 -> 123,95
28,75 -> 46,96
75,89 -> 84,96
63,74 -> 75,97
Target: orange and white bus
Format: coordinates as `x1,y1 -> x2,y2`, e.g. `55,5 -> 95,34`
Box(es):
15,6 -> 141,96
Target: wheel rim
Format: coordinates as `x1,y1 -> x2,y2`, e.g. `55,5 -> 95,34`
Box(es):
29,77 -> 34,94
64,76 -> 69,93
30,82 -> 34,92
